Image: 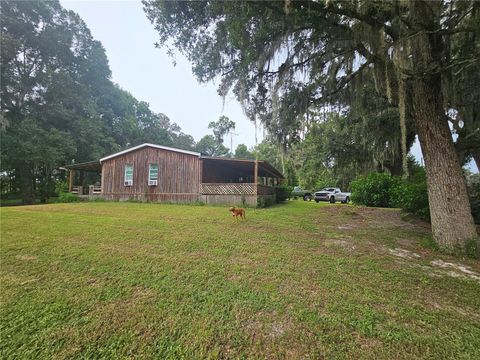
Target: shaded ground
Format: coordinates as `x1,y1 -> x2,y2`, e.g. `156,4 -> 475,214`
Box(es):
1,201 -> 479,359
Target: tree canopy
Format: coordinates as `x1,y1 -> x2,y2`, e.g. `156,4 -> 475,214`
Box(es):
208,115 -> 235,145
234,144 -> 254,160
195,135 -> 229,157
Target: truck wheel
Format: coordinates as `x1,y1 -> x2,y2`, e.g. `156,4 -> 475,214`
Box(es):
330,196 -> 335,204
345,196 -> 350,204
315,200 -> 319,203
303,194 -> 312,201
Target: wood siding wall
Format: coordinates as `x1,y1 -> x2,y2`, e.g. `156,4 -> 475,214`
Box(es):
101,147 -> 201,202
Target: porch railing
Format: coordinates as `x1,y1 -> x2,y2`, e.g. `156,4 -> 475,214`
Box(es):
200,183 -> 275,196
71,185 -> 101,196
200,183 -> 256,195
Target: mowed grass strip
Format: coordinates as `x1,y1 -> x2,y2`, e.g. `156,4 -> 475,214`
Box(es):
1,201 -> 479,359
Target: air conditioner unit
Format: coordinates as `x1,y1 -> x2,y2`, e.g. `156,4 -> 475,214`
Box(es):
148,180 -> 158,186
124,180 -> 133,186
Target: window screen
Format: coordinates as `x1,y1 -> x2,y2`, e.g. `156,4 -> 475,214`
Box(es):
125,164 -> 133,182
149,164 -> 158,181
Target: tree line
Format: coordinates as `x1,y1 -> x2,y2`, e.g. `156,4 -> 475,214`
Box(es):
0,0 -> 249,204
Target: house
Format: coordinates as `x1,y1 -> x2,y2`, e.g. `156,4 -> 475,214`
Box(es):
64,143 -> 284,206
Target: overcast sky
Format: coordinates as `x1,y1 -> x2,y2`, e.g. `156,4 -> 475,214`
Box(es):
61,0 -> 477,173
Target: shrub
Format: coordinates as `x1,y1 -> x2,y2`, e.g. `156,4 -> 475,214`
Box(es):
57,192 -> 81,203
391,171 -> 430,221
257,196 -> 274,208
55,180 -> 68,195
352,169 -> 479,224
350,173 -> 399,207
466,174 -> 480,224
275,184 -> 292,203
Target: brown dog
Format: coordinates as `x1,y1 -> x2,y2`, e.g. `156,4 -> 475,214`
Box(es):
229,207 -> 246,221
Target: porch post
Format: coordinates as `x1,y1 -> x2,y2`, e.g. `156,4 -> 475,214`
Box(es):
68,169 -> 75,192
254,160 -> 258,184
101,170 -> 104,195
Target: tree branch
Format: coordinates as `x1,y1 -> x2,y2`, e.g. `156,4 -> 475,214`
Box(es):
304,0 -> 398,40
311,59 -> 373,104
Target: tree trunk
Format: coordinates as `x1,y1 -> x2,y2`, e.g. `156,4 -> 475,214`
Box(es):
412,78 -> 477,251
409,0 -> 478,252
385,151 -> 404,176
18,164 -> 34,205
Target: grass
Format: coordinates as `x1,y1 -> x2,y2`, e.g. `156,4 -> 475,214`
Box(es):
1,201 -> 479,359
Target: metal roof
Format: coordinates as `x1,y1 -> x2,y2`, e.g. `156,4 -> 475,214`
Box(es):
100,143 -> 201,163
63,160 -> 102,172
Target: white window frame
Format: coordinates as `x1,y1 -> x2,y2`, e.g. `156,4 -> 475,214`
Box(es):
148,163 -> 158,186
124,164 -> 133,186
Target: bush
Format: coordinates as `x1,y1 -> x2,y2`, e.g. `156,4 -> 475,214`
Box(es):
275,184 -> 292,203
391,171 -> 430,221
55,180 -> 68,195
57,192 -> 81,203
466,174 -> 480,224
257,196 -> 274,208
352,169 -> 479,224
350,173 -> 399,207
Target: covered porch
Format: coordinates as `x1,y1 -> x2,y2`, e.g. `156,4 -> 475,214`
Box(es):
63,161 -> 102,198
200,157 -> 284,206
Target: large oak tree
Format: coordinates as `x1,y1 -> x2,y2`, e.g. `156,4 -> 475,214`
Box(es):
143,0 -> 479,251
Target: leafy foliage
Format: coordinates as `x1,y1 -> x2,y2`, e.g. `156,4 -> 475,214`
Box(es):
252,140 -> 282,171
466,173 -> 480,224
195,135 -> 229,157
351,168 -> 431,221
57,192 -> 81,203
351,173 -> 400,208
274,184 -> 292,203
208,115 -> 235,145
390,170 -> 430,221
143,0 -> 478,166
234,144 -> 254,160
256,195 -> 274,208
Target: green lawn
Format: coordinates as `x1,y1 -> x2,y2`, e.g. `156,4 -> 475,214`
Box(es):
1,201 -> 479,359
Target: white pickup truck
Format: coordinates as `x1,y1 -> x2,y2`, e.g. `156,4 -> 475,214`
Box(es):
314,188 -> 351,204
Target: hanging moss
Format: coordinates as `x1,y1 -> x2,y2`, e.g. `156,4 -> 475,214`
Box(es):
393,41 -> 409,178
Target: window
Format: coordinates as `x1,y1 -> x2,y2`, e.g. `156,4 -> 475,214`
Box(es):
148,163 -> 158,186
124,164 -> 133,186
